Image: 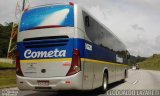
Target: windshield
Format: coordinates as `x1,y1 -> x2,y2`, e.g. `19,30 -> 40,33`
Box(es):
19,4 -> 74,32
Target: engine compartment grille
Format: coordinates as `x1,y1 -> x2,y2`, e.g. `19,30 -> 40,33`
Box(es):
23,36 -> 69,48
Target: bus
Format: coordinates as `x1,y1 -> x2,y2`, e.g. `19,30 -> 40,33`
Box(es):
16,2 -> 129,93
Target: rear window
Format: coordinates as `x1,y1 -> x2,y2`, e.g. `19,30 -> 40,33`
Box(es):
19,5 -> 74,32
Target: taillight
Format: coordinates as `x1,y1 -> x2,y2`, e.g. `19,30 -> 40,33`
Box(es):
69,2 -> 74,6
16,52 -> 24,76
66,49 -> 81,76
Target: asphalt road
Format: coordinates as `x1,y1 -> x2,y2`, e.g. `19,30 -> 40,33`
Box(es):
1,69 -> 160,96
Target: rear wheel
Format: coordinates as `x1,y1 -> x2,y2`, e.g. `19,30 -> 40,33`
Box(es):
100,73 -> 108,94
121,70 -> 127,83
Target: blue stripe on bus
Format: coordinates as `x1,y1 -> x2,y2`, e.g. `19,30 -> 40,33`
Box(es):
17,38 -> 116,63
84,40 -> 116,63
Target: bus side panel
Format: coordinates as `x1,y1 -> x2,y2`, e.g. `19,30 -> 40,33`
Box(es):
83,60 -> 94,89
93,62 -> 116,88
116,65 -> 127,81
82,40 -> 117,89
75,5 -> 128,90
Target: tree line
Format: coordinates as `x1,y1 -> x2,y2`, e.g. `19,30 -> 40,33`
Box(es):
0,22 -> 13,57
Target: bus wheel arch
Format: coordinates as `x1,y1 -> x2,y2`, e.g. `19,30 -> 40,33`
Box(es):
100,69 -> 108,94
121,69 -> 128,83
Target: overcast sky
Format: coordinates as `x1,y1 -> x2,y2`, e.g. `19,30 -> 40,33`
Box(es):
0,0 -> 160,57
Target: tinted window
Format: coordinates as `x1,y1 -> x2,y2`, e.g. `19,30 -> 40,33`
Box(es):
19,5 -> 74,32
83,11 -> 128,59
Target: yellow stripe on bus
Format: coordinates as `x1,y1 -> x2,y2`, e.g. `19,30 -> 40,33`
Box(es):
20,58 -> 72,63
84,58 -> 128,67
20,58 -> 128,67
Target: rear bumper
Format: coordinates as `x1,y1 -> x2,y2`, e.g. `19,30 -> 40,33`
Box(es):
17,71 -> 83,91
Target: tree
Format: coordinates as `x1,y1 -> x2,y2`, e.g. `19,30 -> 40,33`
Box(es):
0,22 -> 13,57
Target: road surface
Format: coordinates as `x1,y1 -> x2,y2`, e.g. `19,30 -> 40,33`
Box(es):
1,69 -> 160,96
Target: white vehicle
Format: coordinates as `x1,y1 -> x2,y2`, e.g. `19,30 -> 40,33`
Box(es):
132,66 -> 136,70
16,2 -> 129,93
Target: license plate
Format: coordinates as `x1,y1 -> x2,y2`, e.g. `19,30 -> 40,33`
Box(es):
37,80 -> 49,86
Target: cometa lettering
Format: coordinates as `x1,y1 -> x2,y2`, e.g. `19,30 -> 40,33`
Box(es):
24,49 -> 66,59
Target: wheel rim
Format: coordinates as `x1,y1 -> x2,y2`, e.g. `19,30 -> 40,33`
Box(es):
103,75 -> 107,90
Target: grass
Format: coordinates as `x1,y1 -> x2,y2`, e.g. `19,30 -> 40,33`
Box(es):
0,62 -> 15,68
139,54 -> 160,71
0,62 -> 16,88
0,70 -> 16,88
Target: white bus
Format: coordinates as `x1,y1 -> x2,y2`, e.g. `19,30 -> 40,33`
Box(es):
16,2 -> 129,93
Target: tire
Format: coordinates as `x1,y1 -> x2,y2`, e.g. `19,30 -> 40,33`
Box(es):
121,79 -> 125,83
121,70 -> 127,83
100,73 -> 108,94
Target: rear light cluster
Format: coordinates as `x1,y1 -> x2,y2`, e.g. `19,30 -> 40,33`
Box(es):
69,2 -> 74,6
66,49 -> 81,76
16,52 -> 24,76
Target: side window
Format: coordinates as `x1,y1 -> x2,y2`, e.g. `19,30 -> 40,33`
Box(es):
82,11 -> 128,62
83,11 -> 100,45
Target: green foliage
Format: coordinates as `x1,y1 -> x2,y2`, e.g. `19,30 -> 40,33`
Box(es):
139,54 -> 160,71
0,22 -> 13,57
0,62 -> 15,68
128,55 -> 147,66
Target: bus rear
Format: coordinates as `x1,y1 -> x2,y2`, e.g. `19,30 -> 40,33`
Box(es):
16,3 -> 83,90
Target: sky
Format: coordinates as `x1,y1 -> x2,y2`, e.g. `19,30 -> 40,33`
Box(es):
0,0 -> 160,57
